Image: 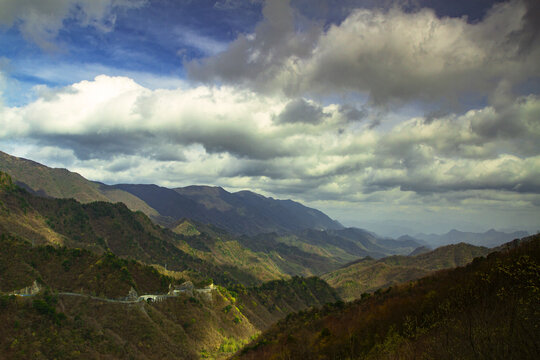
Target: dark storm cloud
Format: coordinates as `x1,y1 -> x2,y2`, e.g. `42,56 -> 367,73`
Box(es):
276,98 -> 328,124
364,169 -> 540,195
33,127 -> 291,162
170,127 -> 290,160
188,0 -> 540,108
511,0 -> 540,55
35,132 -> 158,161
339,104 -> 366,122
186,0 -> 321,94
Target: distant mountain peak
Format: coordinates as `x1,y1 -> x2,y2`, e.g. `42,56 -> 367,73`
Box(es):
414,228 -> 529,248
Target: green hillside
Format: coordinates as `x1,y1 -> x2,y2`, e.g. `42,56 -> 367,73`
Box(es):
0,173 -> 272,286
322,243 -> 493,301
237,235 -> 540,360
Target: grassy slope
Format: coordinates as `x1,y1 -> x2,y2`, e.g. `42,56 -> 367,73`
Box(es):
237,235 -> 540,360
322,243 -> 493,301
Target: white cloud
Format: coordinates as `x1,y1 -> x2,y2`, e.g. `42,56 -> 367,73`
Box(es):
188,0 -> 540,107
0,73 -> 539,233
175,27 -> 228,56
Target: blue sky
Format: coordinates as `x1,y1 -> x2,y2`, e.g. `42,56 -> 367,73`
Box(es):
0,0 -> 539,235
1,0 -> 250,104
1,0 -> 508,103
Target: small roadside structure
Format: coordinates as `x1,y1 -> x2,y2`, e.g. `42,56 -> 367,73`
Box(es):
195,283 -> 214,294
168,281 -> 194,296
138,294 -> 166,303
125,287 -> 139,301
10,280 -> 41,296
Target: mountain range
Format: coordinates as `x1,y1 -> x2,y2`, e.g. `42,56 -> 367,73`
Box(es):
0,150 -> 537,359
0,150 -> 427,264
237,234 -> 540,360
114,183 -> 343,235
413,228 -> 529,248
1,150 -> 527,251
0,150 -> 342,236
322,242 -> 493,301
0,168 -> 415,290
0,170 -> 341,358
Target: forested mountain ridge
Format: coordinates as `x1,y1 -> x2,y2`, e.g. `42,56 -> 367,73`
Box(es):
115,183 -> 343,235
0,171 -> 359,285
414,228 -> 529,248
0,172 -> 341,359
0,172 -> 255,286
322,242 -> 493,300
237,234 -> 540,360
0,233 -> 339,359
0,150 -> 343,236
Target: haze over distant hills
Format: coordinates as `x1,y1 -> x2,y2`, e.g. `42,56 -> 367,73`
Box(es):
413,229 -> 529,248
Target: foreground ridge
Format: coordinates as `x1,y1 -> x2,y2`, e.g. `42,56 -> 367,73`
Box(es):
237,234 -> 540,360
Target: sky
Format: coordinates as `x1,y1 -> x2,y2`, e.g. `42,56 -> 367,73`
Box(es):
0,0 -> 539,236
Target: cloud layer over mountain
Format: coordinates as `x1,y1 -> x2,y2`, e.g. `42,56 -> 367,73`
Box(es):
0,0 -> 538,234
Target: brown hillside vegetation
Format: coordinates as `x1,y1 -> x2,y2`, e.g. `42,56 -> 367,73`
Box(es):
0,171 -> 351,285
0,233 -> 339,359
0,172 -> 269,286
323,242 -> 493,301
0,171 -> 341,359
237,234 -> 540,360
0,233 -> 171,298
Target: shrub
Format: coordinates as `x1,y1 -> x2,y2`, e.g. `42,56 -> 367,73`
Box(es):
33,299 -> 55,316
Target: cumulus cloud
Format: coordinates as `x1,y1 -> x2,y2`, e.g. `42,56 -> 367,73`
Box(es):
1,74 -> 539,203
0,72 -> 538,233
188,0 -> 540,106
0,0 -> 147,50
187,0 -> 321,94
0,75 -> 326,160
